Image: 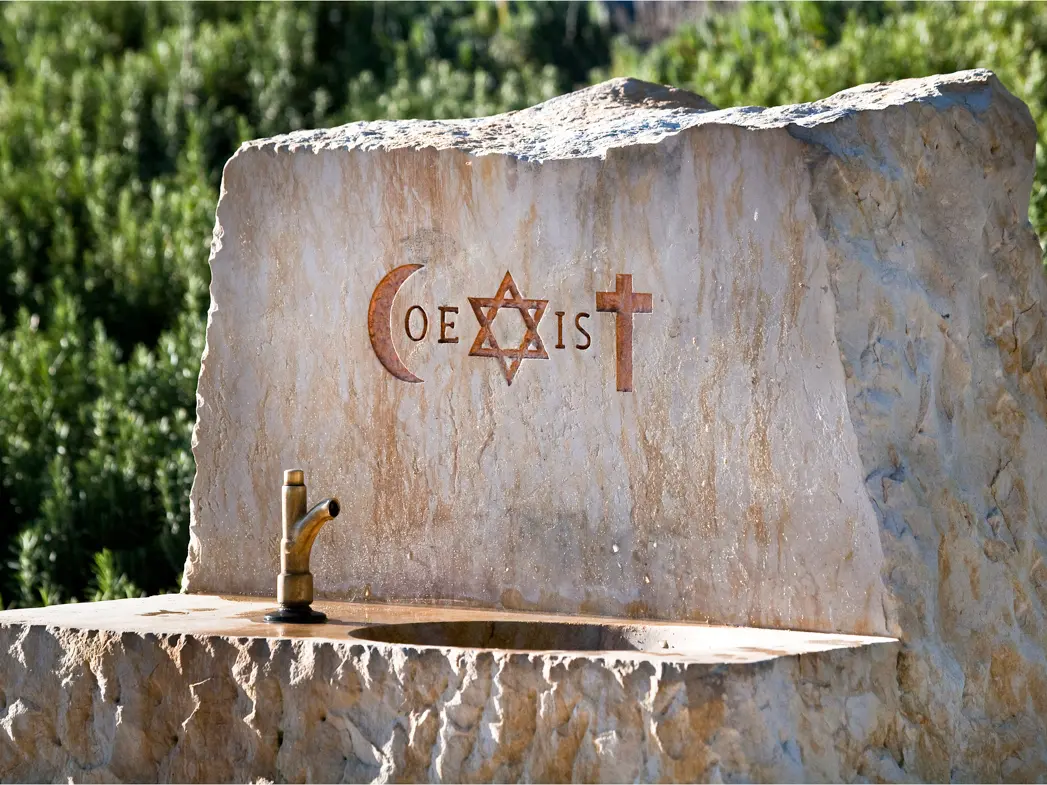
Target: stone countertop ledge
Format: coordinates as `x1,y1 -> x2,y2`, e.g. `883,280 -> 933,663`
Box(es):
0,595 -> 897,782
0,593 -> 892,664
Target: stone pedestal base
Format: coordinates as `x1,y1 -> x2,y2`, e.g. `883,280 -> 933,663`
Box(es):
0,595 -> 896,783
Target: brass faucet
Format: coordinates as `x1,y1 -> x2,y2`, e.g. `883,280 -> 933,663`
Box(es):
264,469 -> 340,624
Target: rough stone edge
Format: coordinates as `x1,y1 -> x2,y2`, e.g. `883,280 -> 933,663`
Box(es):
0,620 -> 901,783
232,69 -> 1013,162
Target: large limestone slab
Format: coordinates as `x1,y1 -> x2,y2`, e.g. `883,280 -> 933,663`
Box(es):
186,69 -> 1045,644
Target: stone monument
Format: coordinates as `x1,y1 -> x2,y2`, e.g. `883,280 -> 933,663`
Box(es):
187,74 -> 886,635
0,69 -> 1045,782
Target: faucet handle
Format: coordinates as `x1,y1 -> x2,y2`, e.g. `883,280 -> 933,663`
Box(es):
284,469 -> 304,486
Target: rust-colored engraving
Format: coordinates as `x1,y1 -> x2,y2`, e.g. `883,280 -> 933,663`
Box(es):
468,271 -> 549,385
404,305 -> 428,341
555,311 -> 566,349
574,312 -> 591,350
596,274 -> 652,392
438,306 -> 459,344
368,263 -> 425,383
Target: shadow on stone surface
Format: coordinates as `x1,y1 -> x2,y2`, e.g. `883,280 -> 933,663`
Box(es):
350,619 -> 669,652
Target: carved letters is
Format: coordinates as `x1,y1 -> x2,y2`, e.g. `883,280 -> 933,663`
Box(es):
367,266 -> 652,391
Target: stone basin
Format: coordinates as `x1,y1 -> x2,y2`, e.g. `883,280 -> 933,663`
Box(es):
0,592 -> 887,663
348,619 -> 713,655
346,618 -> 870,661
0,593 -> 898,781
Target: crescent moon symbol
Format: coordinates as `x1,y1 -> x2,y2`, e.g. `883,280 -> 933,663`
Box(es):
368,264 -> 425,383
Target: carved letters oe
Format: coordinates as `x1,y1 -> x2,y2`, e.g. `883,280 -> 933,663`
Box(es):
368,266 -> 652,392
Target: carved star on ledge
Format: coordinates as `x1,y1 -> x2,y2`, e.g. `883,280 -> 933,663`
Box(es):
468,271 -> 549,385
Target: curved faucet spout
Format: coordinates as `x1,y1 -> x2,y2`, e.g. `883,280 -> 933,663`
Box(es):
285,497 -> 340,574
266,469 -> 342,624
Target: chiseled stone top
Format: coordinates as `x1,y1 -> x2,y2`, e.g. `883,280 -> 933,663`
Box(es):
245,69 -> 1016,161
186,66 -> 1045,670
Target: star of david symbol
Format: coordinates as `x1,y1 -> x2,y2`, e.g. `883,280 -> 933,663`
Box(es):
468,271 -> 549,385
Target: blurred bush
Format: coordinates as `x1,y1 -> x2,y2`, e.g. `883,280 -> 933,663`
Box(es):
0,1 -> 1041,606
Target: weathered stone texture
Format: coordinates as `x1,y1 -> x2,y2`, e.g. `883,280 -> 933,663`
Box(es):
797,72 -> 1047,781
186,73 -> 929,634
185,69 -> 1047,778
0,623 -> 904,783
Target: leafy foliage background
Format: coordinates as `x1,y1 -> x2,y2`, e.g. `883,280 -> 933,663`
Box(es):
0,1 -> 1042,606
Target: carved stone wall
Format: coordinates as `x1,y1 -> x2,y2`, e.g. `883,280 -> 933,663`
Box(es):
184,76 -> 958,633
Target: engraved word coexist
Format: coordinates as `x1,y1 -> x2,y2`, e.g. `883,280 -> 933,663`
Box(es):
367,266 -> 652,392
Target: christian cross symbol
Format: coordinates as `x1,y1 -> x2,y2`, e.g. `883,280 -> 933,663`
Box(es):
596,274 -> 653,392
